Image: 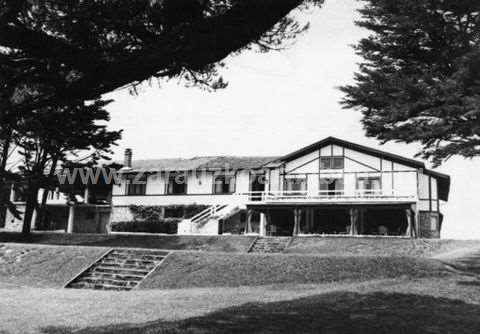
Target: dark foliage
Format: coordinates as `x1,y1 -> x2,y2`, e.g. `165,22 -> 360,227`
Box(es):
341,0 -> 480,166
128,204 -> 209,221
110,219 -> 180,234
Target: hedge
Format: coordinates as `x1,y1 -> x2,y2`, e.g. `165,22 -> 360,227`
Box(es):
111,218 -> 181,234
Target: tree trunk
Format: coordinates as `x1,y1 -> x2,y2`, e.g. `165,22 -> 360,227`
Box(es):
0,134 -> 11,201
22,182 -> 39,236
37,157 -> 58,230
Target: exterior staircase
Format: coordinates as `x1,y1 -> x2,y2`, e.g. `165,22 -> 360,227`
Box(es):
249,237 -> 292,253
178,203 -> 244,235
65,248 -> 168,291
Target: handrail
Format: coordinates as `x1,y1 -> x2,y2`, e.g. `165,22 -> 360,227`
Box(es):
238,190 -> 415,201
190,203 -> 229,224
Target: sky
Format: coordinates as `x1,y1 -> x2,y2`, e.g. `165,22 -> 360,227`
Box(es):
104,0 -> 480,239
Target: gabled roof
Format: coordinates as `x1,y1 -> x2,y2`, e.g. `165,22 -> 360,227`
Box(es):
275,137 -> 450,201
124,156 -> 277,173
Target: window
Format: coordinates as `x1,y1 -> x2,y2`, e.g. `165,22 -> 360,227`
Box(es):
356,176 -> 381,194
284,177 -> 307,195
320,177 -> 344,196
213,174 -> 235,194
125,174 -> 147,195
166,173 -> 187,195
320,157 -> 344,170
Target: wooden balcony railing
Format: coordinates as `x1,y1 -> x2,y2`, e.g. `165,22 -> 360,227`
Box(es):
240,190 -> 415,202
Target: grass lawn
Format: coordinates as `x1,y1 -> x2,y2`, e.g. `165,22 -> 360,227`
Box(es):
0,278 -> 479,334
0,241 -> 479,333
286,236 -> 480,257
0,243 -> 108,288
0,232 -> 255,253
140,252 -> 449,289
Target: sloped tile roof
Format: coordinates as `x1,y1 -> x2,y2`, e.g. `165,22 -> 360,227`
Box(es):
125,156 -> 277,172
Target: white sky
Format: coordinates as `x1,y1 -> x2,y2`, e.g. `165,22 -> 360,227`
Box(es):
104,0 -> 480,239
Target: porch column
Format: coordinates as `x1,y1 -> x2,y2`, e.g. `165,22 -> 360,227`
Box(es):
413,204 -> 419,238
405,205 -> 417,238
359,208 -> 365,235
259,212 -> 267,236
84,186 -> 90,204
349,208 -> 359,235
266,209 -> 272,236
305,208 -> 311,234
67,205 -> 75,233
246,209 -> 253,234
9,184 -> 15,202
30,208 -> 37,230
293,208 -> 302,235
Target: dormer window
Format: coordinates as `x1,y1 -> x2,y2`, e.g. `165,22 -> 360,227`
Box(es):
320,156 -> 344,169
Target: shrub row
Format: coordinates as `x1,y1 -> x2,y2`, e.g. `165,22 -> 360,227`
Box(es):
111,218 -> 180,234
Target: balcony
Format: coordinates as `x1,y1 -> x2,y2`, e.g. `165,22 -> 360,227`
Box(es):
240,190 -> 416,204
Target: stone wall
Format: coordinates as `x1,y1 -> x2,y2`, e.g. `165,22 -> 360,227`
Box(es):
4,204 -> 26,232
418,211 -> 440,239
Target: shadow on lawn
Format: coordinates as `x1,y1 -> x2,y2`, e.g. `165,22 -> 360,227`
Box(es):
40,291 -> 480,334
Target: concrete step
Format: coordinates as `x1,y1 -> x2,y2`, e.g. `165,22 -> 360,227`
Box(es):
66,248 -> 168,291
249,237 -> 291,253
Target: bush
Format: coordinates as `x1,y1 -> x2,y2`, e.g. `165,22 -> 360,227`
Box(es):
128,204 -> 209,220
111,218 -> 180,234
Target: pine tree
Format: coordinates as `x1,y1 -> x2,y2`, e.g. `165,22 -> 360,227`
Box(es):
340,0 -> 480,166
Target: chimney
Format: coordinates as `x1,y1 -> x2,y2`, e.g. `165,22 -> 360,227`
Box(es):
124,148 -> 132,168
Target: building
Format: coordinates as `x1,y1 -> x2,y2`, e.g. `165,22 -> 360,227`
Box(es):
112,137 -> 450,238
3,167 -> 113,233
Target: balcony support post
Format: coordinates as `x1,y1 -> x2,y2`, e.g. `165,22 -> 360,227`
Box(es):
406,204 -> 418,238
293,208 -> 302,235
259,212 -> 266,237
246,209 -> 253,234
359,208 -> 365,235
349,208 -> 359,235
67,205 -> 75,233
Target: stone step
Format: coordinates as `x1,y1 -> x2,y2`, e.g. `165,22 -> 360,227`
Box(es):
97,261 -> 156,271
79,277 -> 137,287
82,272 -> 146,281
109,250 -> 169,257
69,282 -> 131,291
249,237 -> 291,253
90,266 -> 151,276
66,248 -> 168,291
104,254 -> 165,262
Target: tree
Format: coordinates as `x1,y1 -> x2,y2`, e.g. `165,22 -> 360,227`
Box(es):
14,100 -> 121,235
340,0 -> 480,166
1,0 -> 322,112
1,0 -> 323,233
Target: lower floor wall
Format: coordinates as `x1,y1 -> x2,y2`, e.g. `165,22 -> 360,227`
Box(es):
418,211 -> 441,238
3,204 -> 111,234
2,203 -> 443,239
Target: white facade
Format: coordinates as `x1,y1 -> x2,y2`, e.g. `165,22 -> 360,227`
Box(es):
110,137 -> 449,238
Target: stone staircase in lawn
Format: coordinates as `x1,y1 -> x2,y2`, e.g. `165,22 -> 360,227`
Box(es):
249,237 -> 292,253
65,248 -> 169,291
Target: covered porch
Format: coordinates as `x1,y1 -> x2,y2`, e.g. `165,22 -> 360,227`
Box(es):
245,203 -> 418,238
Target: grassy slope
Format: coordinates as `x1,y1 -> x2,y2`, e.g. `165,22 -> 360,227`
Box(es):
140,252 -> 448,289
286,237 -> 480,257
0,232 -> 255,252
0,243 -> 108,288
